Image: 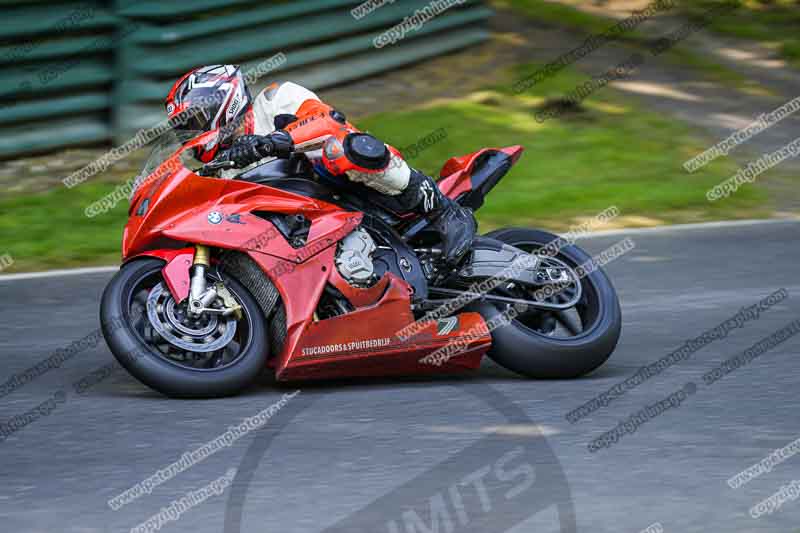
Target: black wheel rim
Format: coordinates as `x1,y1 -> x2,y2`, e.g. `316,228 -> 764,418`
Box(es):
492,240 -> 603,341
125,266 -> 254,371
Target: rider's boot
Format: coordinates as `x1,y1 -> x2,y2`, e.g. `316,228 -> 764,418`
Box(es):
405,170 -> 477,266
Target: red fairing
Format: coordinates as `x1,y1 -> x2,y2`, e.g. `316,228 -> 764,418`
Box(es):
123,248 -> 194,303
161,252 -> 194,303
120,132 -> 494,382
245,248 -> 490,381
437,145 -> 524,200
124,143 -> 362,263
498,145 -> 524,164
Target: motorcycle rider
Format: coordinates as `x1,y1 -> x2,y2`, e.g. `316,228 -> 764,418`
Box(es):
164,64 -> 476,265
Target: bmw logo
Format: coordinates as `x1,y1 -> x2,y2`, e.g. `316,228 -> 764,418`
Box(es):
208,211 -> 223,224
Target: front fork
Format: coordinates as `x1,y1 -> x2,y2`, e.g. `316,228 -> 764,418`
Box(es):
188,245 -> 242,319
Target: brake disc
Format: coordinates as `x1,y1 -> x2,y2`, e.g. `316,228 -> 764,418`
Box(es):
146,282 -> 237,353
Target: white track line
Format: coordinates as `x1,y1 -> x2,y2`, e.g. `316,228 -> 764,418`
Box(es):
0,218 -> 797,282
0,265 -> 118,282
576,217 -> 800,239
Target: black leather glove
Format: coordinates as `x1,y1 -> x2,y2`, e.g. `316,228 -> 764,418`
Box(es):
226,135 -> 264,168
263,130 -> 294,159
225,131 -> 294,168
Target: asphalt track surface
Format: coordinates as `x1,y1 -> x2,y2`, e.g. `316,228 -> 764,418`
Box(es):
1,220 -> 798,533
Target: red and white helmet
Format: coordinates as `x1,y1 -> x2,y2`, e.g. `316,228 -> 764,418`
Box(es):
165,64 -> 254,162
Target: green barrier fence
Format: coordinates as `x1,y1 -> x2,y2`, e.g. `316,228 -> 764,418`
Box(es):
0,0 -> 492,158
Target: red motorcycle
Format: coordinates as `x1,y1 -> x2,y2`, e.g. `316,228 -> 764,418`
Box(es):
101,130 -> 621,397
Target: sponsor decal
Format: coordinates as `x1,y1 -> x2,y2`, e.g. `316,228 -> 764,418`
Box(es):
301,337 -> 392,357
437,317 -> 459,336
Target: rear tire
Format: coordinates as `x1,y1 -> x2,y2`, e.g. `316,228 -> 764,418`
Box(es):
476,228 -> 622,378
100,258 -> 269,398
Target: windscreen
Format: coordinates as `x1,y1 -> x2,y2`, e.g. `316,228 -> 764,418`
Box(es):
129,130 -> 202,203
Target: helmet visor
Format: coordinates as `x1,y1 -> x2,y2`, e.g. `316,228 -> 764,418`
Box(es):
171,88 -> 226,133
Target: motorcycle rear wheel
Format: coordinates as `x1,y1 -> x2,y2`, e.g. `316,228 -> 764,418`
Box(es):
474,228 -> 622,378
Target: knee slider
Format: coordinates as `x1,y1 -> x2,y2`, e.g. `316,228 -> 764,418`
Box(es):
343,133 -> 390,170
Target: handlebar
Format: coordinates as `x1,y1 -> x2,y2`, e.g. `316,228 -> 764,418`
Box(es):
198,138 -> 305,177
198,159 -> 237,177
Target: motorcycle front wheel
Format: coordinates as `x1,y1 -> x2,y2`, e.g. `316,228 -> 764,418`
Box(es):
100,258 -> 269,398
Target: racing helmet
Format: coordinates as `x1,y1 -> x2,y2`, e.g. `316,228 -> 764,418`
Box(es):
164,64 -> 254,162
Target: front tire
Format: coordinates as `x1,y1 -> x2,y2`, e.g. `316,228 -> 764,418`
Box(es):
100,258 -> 269,398
476,228 -> 622,378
